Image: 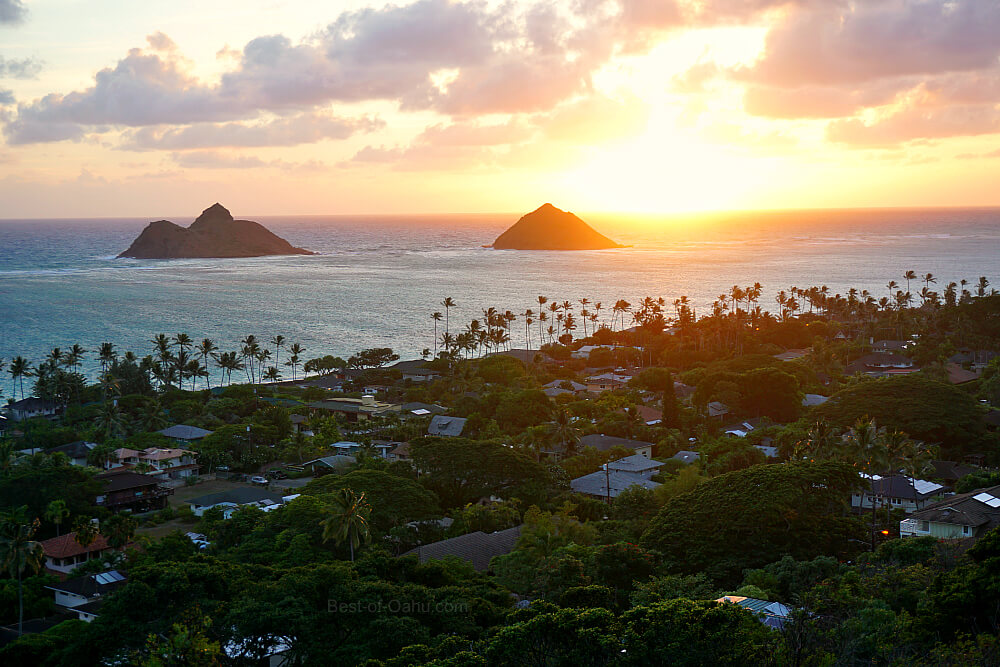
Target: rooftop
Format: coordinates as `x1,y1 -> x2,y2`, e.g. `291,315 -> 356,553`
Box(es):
400,526 -> 522,571
428,415 -> 467,437
157,424 -> 213,440
40,532 -> 111,559
188,487 -> 285,508
579,434 -> 655,452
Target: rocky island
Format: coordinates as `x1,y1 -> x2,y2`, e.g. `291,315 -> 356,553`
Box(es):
490,203 -> 622,250
118,203 -> 314,259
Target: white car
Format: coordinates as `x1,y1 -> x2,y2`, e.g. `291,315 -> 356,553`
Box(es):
250,475 -> 269,485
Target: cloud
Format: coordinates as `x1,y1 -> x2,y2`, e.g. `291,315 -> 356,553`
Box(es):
0,88 -> 13,105
0,0 -> 26,24
120,112 -> 383,150
170,150 -> 329,171
0,55 -> 42,79
3,0 -> 689,144
827,103 -> 1000,146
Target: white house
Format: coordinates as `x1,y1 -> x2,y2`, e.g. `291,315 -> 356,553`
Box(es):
852,474 -> 947,514
901,485 -> 1000,540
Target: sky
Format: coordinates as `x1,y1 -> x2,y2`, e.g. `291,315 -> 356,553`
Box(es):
1,0 -> 999,217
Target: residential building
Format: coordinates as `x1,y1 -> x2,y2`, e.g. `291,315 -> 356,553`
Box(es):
901,485 -> 1000,540
95,470 -> 173,513
387,441 -> 411,462
188,487 -> 288,518
157,424 -> 213,444
930,460 -> 979,484
112,447 -> 199,479
308,396 -> 400,422
389,360 -> 442,382
716,596 -> 793,630
801,394 -> 829,407
723,418 -> 769,438
39,532 -> 114,574
585,372 -> 630,393
672,450 -> 700,464
578,434 -> 654,458
852,474 -> 947,514
46,570 -> 126,610
400,526 -> 522,572
845,352 -> 918,377
47,440 -> 97,466
707,401 -> 729,419
617,404 -> 662,425
303,454 -> 356,472
571,455 -> 665,500
5,397 -> 59,421
427,415 -> 467,437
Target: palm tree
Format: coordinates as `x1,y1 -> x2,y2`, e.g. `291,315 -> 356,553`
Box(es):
95,402 -> 128,440
441,297 -> 456,339
0,509 -> 44,636
977,276 -> 990,298
64,344 -> 87,373
197,339 -> 218,390
847,418 -> 889,550
72,517 -> 99,551
263,366 -> 281,383
286,343 -> 304,380
9,356 -> 30,400
103,514 -> 137,550
97,342 -> 117,375
135,398 -> 168,433
44,500 -> 69,537
270,335 -> 286,372
903,271 -> 916,299
430,312 -> 443,357
548,409 -> 581,457
319,488 -> 372,561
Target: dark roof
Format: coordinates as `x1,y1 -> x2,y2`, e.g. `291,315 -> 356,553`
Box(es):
909,484 -> 1000,531
873,340 -> 909,351
157,424 -> 213,440
6,397 -> 59,411
851,352 -> 915,367
931,460 -> 979,482
188,487 -> 285,507
401,402 -> 448,415
400,526 -> 522,571
391,360 -> 441,375
579,434 -> 654,452
869,475 -> 946,500
47,440 -> 95,459
428,415 -> 467,437
97,470 -> 162,492
488,349 -> 541,364
47,570 -> 126,599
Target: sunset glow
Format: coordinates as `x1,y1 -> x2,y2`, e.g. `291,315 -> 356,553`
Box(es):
2,1 -> 999,216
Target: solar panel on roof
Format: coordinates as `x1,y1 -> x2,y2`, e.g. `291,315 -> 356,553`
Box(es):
973,492 -> 997,506
987,497 -> 1000,508
94,570 -> 125,585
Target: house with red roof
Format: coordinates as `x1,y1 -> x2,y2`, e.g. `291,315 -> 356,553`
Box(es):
39,531 -> 114,575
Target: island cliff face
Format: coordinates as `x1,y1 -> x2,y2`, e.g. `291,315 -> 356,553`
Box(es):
118,204 -> 314,259
491,204 -> 622,250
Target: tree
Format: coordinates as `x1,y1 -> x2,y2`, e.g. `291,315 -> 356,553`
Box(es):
485,606 -> 620,666
44,499 -> 69,537
642,462 -> 865,584
620,599 -> 782,666
9,356 -> 31,401
0,508 -> 44,636
103,513 -> 138,550
548,409 -> 581,457
319,488 -> 372,561
305,469 -> 439,533
72,517 -> 98,550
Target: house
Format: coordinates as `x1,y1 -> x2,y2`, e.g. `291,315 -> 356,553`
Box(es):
46,570 -> 126,610
188,487 -> 287,518
400,402 -> 448,419
946,363 -> 979,385
723,418 -> 768,438
585,372 -> 629,393
309,396 -> 400,422
773,349 -> 808,362
845,352 -> 918,377
95,470 -> 173,513
852,474 -> 947,514
327,440 -> 394,458
488,348 -> 544,365
112,447 -> 199,479
428,415 -> 467,437
47,440 -> 97,466
672,450 -> 700,464
290,414 -> 311,433
400,526 -> 522,571
901,485 -> 1000,540
873,340 -> 910,353
801,394 -> 829,407
387,441 -> 411,462
571,455 -> 665,500
716,596 -> 793,630
39,531 -> 114,574
542,379 -> 587,399
617,404 -> 662,426
930,460 -> 979,484
578,434 -> 654,458
947,348 -> 997,370
303,454 -> 356,472
389,360 -> 442,383
571,345 -> 632,360
707,401 -> 729,419
157,424 -> 213,444
5,397 -> 60,421
673,382 -> 695,400
0,414 -> 9,435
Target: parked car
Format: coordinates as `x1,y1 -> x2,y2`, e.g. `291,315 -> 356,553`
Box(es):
250,475 -> 269,485
267,470 -> 288,480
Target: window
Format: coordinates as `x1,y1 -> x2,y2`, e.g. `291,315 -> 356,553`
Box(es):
963,525 -> 971,536
920,521 -> 929,532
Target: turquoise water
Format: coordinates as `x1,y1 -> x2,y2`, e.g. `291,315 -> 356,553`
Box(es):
1,208 -> 999,382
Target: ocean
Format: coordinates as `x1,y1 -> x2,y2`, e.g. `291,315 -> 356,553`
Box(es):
1,208 -> 999,383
